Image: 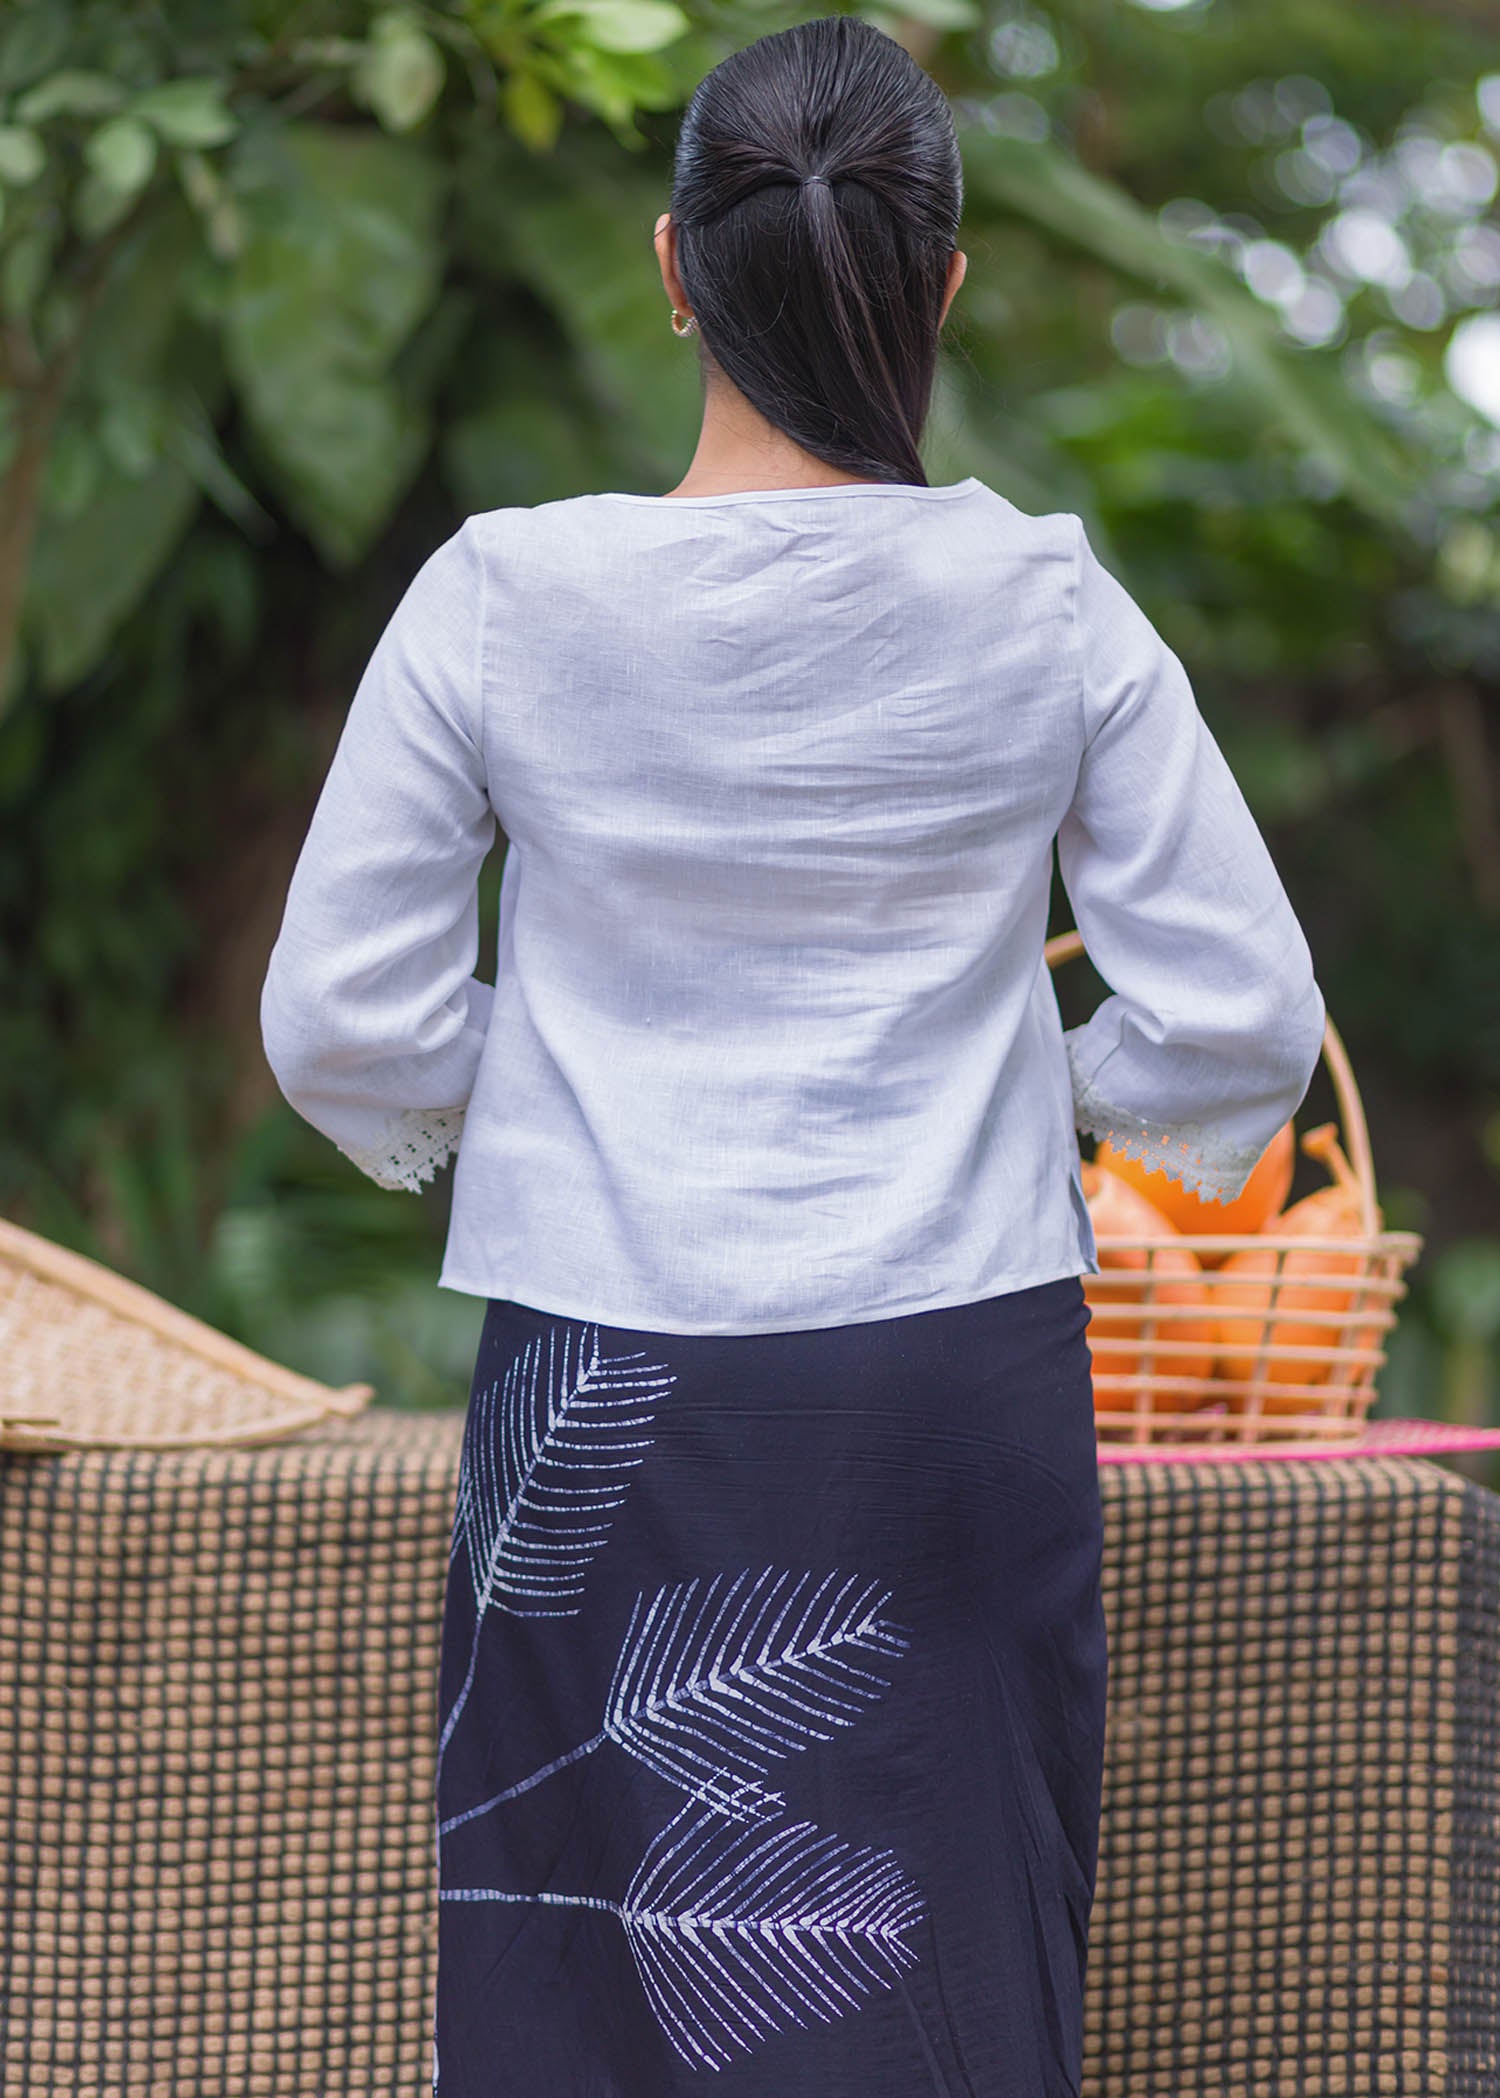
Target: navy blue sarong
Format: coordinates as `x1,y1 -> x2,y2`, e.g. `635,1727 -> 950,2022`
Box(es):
432,1275 -> 1107,2096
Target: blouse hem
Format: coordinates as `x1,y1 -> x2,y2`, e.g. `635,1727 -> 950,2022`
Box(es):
434,1250 -> 1096,1338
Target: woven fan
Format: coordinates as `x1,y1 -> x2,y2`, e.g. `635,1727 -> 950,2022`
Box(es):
0,1215 -> 373,1452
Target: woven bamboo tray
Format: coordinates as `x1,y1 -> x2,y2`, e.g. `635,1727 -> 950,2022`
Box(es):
1046,928 -> 1424,1453
0,1214 -> 373,1452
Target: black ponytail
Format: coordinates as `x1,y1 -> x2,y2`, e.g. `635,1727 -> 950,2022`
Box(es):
668,15 -> 963,488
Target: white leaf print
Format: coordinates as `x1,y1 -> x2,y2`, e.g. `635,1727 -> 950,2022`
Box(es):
438,1564 -> 912,1840
455,1320 -> 669,1618
439,1320 -> 671,1770
621,1798 -> 927,2071
604,1566 -> 911,1822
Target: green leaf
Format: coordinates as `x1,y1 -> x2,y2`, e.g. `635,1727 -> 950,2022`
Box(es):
540,41 -> 670,135
502,68 -> 564,152
25,454 -> 200,689
71,168 -> 141,239
224,124 -> 449,564
97,390 -> 169,479
173,146 -> 245,259
84,115 -> 158,197
459,131 -> 696,462
131,79 -> 238,150
15,69 -> 124,123
0,124 -> 45,185
958,125 -> 1422,534
40,419 -> 100,522
531,0 -> 688,53
73,197 -> 200,386
353,12 -> 447,134
0,221 -> 54,320
0,8 -> 72,94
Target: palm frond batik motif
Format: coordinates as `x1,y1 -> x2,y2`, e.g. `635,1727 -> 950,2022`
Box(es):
436,1319 -> 933,2079
622,1796 -> 928,2070
452,1320 -> 672,1616
439,1321 -> 673,1766
440,1797 -> 929,2073
605,1565 -> 911,1821
439,1563 -> 912,1836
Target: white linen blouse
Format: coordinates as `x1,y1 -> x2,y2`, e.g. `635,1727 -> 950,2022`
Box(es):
259,475 -> 1326,1335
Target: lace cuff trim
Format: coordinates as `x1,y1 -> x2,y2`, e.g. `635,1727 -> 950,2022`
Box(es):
336,1106 -> 466,1194
1069,1051 -> 1265,1207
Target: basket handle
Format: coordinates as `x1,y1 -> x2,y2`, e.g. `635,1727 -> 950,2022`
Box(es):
1043,928 -> 1378,1235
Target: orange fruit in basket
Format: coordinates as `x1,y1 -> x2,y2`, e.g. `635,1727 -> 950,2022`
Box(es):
1081,1163 -> 1217,1411
1213,1123 -> 1384,1412
1093,1121 -> 1295,1265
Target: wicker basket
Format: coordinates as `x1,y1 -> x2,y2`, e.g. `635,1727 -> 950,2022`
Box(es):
1046,928 -> 1424,1451
0,1214 -> 373,1452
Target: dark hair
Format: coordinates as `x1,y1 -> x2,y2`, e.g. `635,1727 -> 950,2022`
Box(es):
668,15 -> 963,487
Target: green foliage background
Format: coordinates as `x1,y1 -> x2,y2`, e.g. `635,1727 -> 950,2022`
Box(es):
2,0 -> 1497,1468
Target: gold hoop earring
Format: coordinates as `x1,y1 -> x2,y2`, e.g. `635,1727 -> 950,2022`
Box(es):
670,307 -> 699,338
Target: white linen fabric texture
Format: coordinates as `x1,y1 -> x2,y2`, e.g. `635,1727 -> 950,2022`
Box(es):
259,475 -> 1326,1336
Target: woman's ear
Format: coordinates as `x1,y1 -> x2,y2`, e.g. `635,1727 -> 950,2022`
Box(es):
940,248 -> 967,327
654,212 -> 688,314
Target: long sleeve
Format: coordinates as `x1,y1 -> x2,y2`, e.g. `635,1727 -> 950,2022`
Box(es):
259,518 -> 497,1193
1056,515 -> 1326,1204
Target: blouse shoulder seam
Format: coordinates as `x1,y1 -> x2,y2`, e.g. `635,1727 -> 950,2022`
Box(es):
1067,511 -> 1091,766
461,514 -> 492,789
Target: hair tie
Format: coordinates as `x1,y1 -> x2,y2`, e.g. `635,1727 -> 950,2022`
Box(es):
802,171 -> 830,187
